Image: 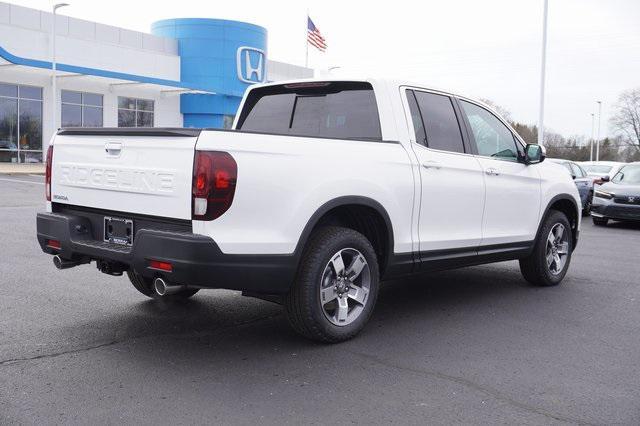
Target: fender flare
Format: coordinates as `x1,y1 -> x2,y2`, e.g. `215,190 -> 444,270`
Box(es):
535,194 -> 580,250
292,196 -> 395,265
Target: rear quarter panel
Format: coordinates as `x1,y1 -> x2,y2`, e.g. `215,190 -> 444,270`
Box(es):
192,131 -> 415,255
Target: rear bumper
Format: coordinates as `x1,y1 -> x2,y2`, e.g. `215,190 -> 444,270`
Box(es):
36,211 -> 296,294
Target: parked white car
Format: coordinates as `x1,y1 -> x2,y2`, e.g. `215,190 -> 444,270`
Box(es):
37,78 -> 581,342
579,161 -> 626,184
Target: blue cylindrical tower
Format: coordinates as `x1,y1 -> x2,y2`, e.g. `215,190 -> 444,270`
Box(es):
151,18 -> 267,128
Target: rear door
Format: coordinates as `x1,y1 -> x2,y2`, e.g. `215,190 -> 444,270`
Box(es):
51,129 -> 199,220
457,99 -> 541,246
404,88 -> 485,255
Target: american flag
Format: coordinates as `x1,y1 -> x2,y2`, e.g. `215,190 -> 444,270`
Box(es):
307,17 -> 327,52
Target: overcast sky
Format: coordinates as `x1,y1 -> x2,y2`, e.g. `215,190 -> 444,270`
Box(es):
13,0 -> 640,138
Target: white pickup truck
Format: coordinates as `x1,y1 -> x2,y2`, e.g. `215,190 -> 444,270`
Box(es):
37,78 -> 581,342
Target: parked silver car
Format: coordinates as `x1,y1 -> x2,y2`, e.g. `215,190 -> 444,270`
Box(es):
591,162 -> 640,226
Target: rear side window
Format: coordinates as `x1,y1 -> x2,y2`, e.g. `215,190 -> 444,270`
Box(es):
237,82 -> 382,140
406,90 -> 426,145
407,90 -> 465,153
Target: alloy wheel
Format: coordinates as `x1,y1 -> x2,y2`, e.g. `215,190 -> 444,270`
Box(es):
319,248 -> 371,326
546,223 -> 570,275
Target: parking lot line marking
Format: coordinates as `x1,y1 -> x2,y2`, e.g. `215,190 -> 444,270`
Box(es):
0,177 -> 45,185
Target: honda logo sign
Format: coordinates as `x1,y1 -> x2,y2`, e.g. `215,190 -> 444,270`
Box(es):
236,46 -> 266,84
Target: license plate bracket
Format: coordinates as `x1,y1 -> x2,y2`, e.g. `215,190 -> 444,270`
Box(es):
104,216 -> 134,246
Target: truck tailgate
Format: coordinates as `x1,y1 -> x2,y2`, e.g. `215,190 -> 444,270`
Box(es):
51,129 -> 198,220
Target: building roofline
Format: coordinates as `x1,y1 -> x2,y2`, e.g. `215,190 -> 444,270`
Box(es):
0,44 -> 218,93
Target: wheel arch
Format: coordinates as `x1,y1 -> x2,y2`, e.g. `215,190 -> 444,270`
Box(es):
293,196 -> 395,275
537,194 -> 580,251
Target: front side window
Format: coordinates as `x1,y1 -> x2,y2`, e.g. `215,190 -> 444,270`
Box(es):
412,90 -> 465,153
0,82 -> 43,163
237,82 -> 382,140
61,90 -> 103,128
118,97 -> 154,127
460,100 -> 519,161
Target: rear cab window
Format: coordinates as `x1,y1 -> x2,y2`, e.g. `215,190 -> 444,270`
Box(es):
236,81 -> 382,141
406,89 -> 466,154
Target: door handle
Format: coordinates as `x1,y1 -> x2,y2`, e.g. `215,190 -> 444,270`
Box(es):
105,142 -> 122,157
485,167 -> 500,176
422,161 -> 442,170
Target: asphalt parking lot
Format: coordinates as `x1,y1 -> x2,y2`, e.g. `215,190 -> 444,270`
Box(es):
1,174 -> 639,425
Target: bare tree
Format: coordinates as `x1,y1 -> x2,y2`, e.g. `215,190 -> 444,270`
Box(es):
610,88 -> 640,156
512,122 -> 538,145
479,98 -> 513,123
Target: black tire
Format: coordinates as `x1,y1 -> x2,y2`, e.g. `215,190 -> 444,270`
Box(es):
519,210 -> 573,287
284,226 -> 380,343
592,216 -> 608,226
582,191 -> 593,216
126,270 -> 199,300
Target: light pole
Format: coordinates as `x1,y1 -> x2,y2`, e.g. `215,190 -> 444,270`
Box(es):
537,0 -> 549,146
51,3 -> 69,141
596,100 -> 602,161
590,113 -> 595,161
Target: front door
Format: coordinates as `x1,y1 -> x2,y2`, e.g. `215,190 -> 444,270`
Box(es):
458,99 -> 541,246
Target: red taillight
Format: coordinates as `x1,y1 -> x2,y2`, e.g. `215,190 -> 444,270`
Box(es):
192,151 -> 237,220
45,145 -> 53,201
47,239 -> 61,249
149,260 -> 173,272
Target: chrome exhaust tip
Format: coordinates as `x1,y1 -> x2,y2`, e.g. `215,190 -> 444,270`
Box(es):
153,277 -> 185,296
53,255 -> 82,270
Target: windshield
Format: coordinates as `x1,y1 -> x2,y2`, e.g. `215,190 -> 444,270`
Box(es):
584,165 -> 612,174
612,165 -> 640,184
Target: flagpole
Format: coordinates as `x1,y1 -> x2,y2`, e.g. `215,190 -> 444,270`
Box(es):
305,11 -> 309,68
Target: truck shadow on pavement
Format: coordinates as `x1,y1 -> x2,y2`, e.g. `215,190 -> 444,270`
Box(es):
65,261 -> 542,356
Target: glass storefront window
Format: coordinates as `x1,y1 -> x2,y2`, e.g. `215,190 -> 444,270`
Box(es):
0,83 -> 42,163
0,83 -> 18,98
61,90 -> 103,128
118,97 -> 154,127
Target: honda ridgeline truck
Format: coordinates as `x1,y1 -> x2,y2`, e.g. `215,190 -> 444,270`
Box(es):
37,79 -> 581,342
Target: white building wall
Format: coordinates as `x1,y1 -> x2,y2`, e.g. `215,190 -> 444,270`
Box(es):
0,1 -> 180,80
267,60 -> 314,82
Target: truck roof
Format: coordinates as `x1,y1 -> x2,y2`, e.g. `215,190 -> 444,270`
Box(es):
252,77 -> 501,119
256,76 -> 459,97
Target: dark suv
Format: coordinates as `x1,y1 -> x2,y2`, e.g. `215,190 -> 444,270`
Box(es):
549,159 -> 594,215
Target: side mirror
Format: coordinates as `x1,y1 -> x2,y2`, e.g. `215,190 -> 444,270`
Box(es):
523,144 -> 545,165
601,175 -> 610,182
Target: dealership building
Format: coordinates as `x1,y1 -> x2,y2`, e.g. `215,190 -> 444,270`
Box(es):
0,1 -> 312,163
